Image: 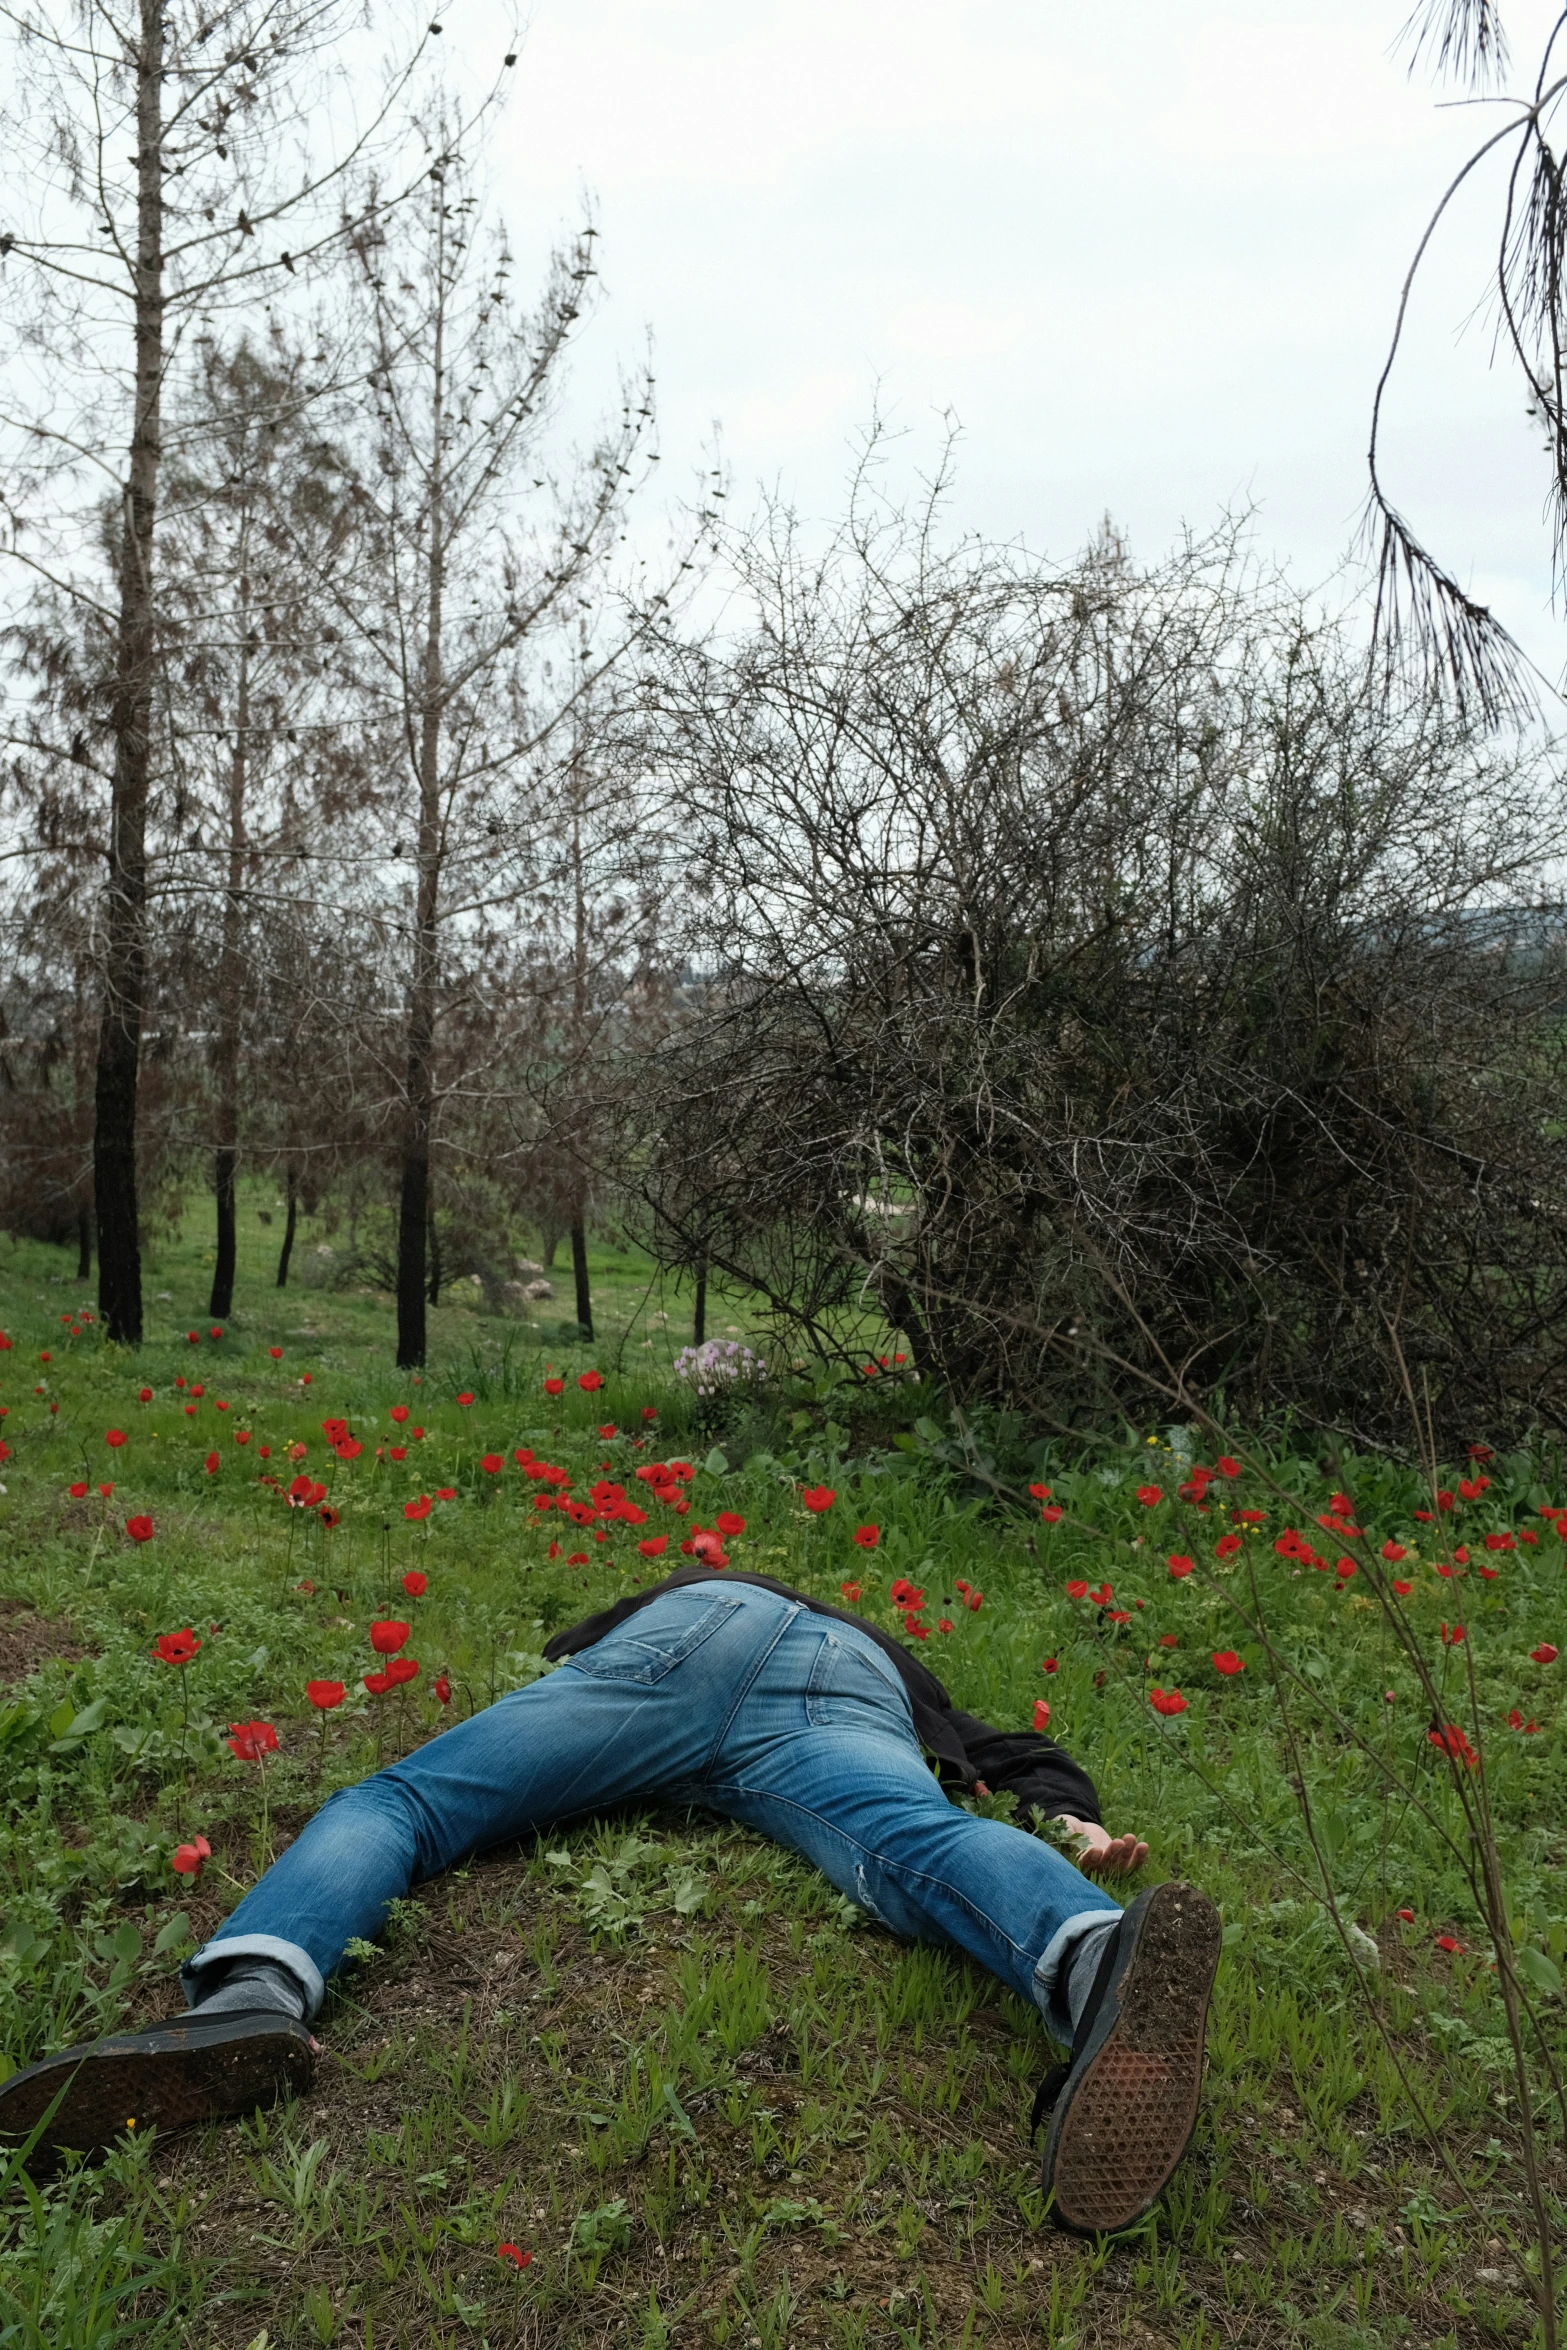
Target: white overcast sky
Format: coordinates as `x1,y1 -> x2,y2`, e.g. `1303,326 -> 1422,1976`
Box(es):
453,0 -> 1564,676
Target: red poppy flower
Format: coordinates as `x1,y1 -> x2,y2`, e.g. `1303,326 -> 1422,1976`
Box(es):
966,1590 -> 984,1612
716,1510 -> 746,1537
1216,1456 -> 1240,1478
1335,1557 -> 1356,1582
1237,1509 -> 1267,1525
1107,1608 -> 1132,1624
1066,1579 -> 1089,1600
1167,1554 -> 1194,1579
68,1480 -> 88,1498
1214,1533 -> 1242,1560
1088,1583 -> 1112,1607
405,1495 -> 433,1522
1531,1643 -> 1558,1664
269,1346 -> 283,1360
187,1331 -> 198,1344
1158,1632 -> 1179,1648
306,1680 -> 346,1710
1040,1657 -> 1059,1675
577,1371 -> 604,1392
402,1570 -> 428,1598
138,1386 -> 152,1403
853,1524 -> 880,1550
227,1720 -> 279,1761
234,1429 -> 252,1448
497,2243 -> 532,2270
171,1835 -> 211,1879
385,1656 -> 420,1686
457,1391 -> 475,1407
1136,1485 -> 1163,1506
1440,1621 -> 1465,1646
434,1674 -> 453,1705
1211,1650 -> 1244,1676
1397,1906 -> 1415,1921
363,1670 -> 391,1697
840,1579 -> 861,1602
1428,1723 -> 1478,1766
104,1428 -> 127,1450
1391,1578 -> 1412,1596
204,1450 -> 220,1475
370,1619 -> 411,1655
802,1486 -> 836,1514
1029,1482 -> 1051,1500
544,1377 -> 564,1396
480,1453 -> 503,1475
638,1535 -> 669,1557
1434,1934 -> 1465,1954
152,1627 -> 201,1665
1508,1708 -> 1540,1731
1033,1698 -> 1051,1730
597,1424 -> 617,1438
1149,1687 -> 1189,1716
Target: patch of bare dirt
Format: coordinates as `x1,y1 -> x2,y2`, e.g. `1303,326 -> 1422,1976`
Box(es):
0,1594 -> 88,1685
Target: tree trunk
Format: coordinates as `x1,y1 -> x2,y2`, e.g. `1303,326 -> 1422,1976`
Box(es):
395,319 -> 448,1369
209,590 -> 249,1321
93,0 -> 165,1348
571,1219 -> 593,1339
427,1206 -> 442,1306
276,1165 -> 298,1287
693,1253 -> 707,1346
76,1206 -> 92,1284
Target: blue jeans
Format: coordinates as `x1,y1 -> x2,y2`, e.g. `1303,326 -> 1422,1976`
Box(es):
185,1580 -> 1120,2037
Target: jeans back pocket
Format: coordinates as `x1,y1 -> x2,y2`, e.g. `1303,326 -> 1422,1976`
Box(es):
569,1593 -> 740,1686
805,1626 -> 912,1729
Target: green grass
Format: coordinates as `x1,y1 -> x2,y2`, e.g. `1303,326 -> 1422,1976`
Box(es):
0,1210 -> 1564,2347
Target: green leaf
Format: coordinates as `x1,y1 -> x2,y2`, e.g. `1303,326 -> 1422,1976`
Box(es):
701,1447 -> 729,1479
153,1910 -> 191,1957
48,1695 -> 109,1751
1513,1944 -> 1563,1997
111,1920 -> 143,1965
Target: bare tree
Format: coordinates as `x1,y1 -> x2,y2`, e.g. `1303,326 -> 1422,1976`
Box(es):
0,0 -> 460,1341
630,470 -> 1567,1447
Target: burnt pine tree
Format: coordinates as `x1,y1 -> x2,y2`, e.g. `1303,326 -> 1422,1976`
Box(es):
0,0 -> 460,1341
328,125 -> 672,1367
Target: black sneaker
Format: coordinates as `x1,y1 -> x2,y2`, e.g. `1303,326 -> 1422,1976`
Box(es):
0,2009 -> 317,2172
1033,1879 -> 1221,2235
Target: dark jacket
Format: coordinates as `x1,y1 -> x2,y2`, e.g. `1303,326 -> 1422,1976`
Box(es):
543,1567 -> 1103,1826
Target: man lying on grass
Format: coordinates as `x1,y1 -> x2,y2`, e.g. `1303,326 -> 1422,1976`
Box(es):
1,1570 -> 1221,2235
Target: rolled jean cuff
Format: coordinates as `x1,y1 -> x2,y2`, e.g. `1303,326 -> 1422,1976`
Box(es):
181,1934 -> 325,2020
1032,1905 -> 1122,2044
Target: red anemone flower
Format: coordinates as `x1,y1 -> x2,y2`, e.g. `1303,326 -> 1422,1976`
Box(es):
1136,1485 -> 1163,1506
1066,1579 -> 1089,1600
227,1720 -> 279,1761
363,1670 -> 391,1697
205,1450 -> 220,1474
171,1835 -> 212,1879
1531,1643 -> 1559,1664
1211,1651 -> 1245,1676
456,1391 -> 474,1407
269,1346 -> 283,1359
105,1428 -> 127,1449
1158,1632 -> 1179,1648
385,1656 -> 420,1686
1167,1554 -> 1195,1579
1216,1455 -> 1240,1477
1033,1699 -> 1051,1730
578,1371 -> 604,1392
402,1570 -> 428,1597
638,1535 -> 669,1557
138,1386 -> 152,1403
1149,1687 -> 1189,1716
1041,1656 -> 1059,1673
152,1628 -> 201,1665
125,1514 -> 155,1543
497,2243 -> 532,2270
716,1510 -> 746,1537
68,1480 -> 88,1499
481,1453 -> 503,1474
1215,1534 -> 1242,1560
840,1580 -> 861,1602
434,1673 -> 453,1704
306,1680 -> 346,1710
544,1377 -> 564,1396
801,1485 -> 836,1514
405,1495 -> 433,1522
370,1619 -> 411,1654
390,1405 -> 409,1425
853,1524 -> 880,1549
318,1505 -> 340,1530
642,1405 -> 658,1420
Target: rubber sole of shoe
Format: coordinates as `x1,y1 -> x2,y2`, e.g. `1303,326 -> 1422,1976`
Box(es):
1043,1879 -> 1221,2236
0,2012 -> 316,2172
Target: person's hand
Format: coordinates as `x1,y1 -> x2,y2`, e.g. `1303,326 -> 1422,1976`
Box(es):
1053,1814 -> 1149,1878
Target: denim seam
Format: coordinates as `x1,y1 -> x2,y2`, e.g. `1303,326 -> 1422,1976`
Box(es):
697,1601 -> 804,1781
